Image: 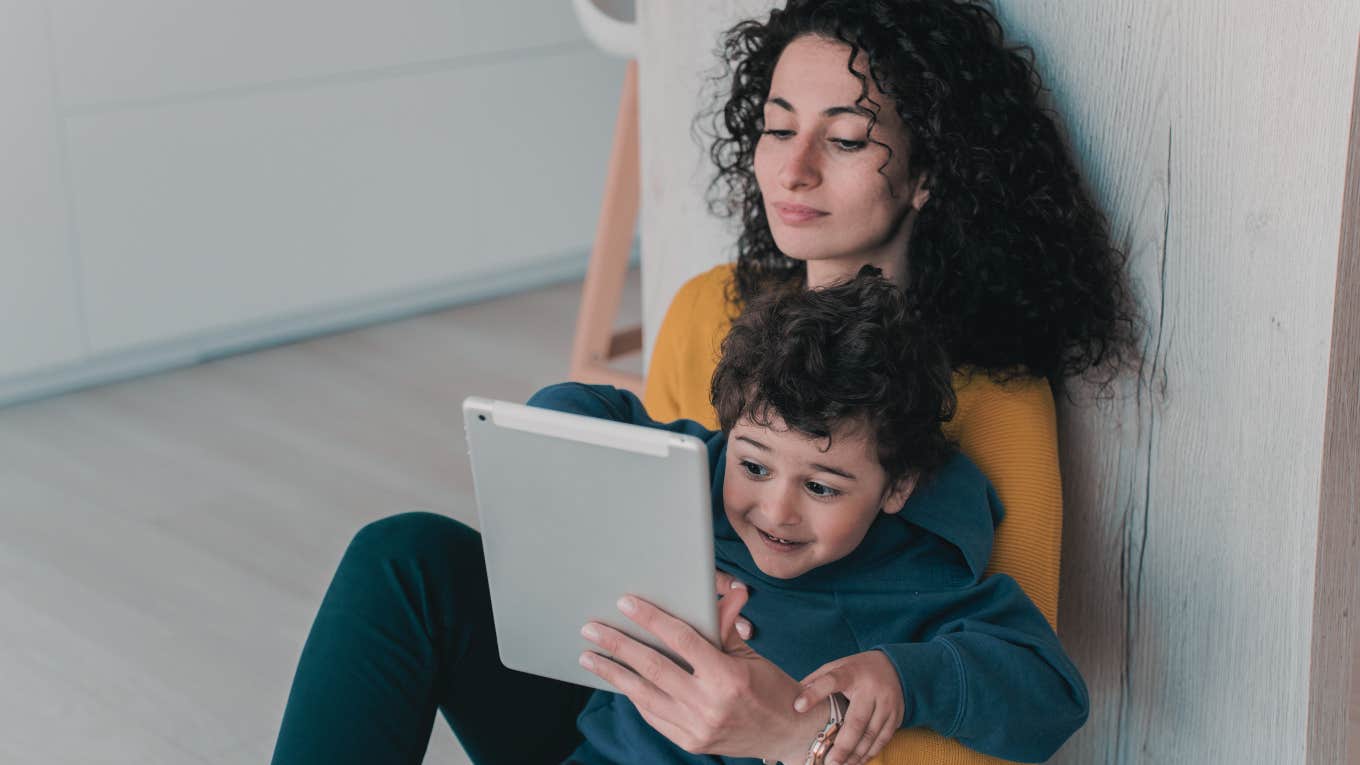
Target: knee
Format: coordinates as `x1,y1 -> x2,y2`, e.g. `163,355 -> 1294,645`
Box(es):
346,511 -> 480,563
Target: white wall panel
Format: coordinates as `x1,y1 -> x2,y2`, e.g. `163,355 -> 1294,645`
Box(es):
66,48 -> 621,354
48,0 -> 582,109
636,0 -> 770,367
0,0 -> 85,377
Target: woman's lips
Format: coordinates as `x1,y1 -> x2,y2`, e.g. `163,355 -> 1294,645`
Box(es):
771,202 -> 829,225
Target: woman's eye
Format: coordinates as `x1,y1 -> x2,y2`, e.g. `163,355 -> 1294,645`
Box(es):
829,138 -> 866,152
760,129 -> 794,139
805,481 -> 842,497
740,460 -> 770,477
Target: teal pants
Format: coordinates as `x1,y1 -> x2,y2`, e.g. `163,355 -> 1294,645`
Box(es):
271,512 -> 594,764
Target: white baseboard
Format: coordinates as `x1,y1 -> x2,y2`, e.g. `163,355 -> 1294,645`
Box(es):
0,248 -> 613,409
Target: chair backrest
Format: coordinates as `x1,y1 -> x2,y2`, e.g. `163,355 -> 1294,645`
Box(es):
572,0 -> 637,59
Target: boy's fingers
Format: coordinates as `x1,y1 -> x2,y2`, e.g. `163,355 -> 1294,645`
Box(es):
865,720 -> 897,765
848,708 -> 892,765
794,667 -> 843,712
827,698 -> 873,765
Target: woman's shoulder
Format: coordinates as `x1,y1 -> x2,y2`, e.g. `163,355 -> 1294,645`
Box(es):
671,263 -> 737,316
950,368 -> 1054,416
945,368 -> 1056,446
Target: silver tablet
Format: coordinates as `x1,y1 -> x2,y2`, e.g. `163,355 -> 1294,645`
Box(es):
462,396 -> 719,692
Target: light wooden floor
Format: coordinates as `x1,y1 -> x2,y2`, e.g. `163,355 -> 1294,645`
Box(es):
2,271 -> 1356,764
0,273 -> 640,764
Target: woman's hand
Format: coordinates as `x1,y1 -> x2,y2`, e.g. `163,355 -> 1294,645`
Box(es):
793,650 -> 905,765
714,570 -> 753,640
578,585 -> 826,764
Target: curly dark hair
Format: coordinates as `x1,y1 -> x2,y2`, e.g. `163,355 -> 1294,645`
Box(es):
705,0 -> 1138,385
711,266 -> 956,483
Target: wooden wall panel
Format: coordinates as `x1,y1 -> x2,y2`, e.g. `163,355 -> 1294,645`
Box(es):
992,2 -> 1360,761
1306,37 -> 1360,765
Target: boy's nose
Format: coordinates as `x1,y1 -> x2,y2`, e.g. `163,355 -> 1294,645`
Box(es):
762,482 -> 802,527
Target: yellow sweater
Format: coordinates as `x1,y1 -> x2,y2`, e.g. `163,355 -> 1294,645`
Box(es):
644,265 -> 1064,765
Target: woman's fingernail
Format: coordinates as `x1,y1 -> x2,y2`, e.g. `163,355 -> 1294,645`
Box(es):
730,580 -> 746,590
794,697 -> 808,712
581,623 -> 601,641
579,653 -> 595,669
736,621 -> 751,639
617,596 -> 637,614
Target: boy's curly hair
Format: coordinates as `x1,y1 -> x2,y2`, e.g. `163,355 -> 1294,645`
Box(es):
711,267 -> 956,483
705,0 -> 1139,387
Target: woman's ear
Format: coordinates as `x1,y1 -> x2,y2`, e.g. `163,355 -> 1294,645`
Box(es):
880,473 -> 919,515
910,174 -> 931,211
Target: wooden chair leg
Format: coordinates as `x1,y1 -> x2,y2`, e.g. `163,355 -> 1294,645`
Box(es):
569,60 -> 645,395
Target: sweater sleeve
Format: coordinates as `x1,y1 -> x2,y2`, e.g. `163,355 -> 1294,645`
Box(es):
949,375 -> 1063,629
527,382 -> 714,441
872,574 -> 1088,763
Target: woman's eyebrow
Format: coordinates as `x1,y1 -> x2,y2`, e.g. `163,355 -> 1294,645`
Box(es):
766,96 -> 872,119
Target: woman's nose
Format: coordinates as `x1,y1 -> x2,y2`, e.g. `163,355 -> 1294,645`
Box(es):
777,136 -> 820,190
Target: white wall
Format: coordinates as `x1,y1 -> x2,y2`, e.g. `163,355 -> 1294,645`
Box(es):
0,0 -> 624,405
637,2 -> 1360,763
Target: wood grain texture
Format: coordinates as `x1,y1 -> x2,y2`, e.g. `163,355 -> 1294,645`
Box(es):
996,2 -> 1360,762
1309,35 -> 1360,765
0,271 -> 641,764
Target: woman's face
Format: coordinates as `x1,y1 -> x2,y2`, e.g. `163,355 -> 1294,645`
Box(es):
754,35 -> 928,276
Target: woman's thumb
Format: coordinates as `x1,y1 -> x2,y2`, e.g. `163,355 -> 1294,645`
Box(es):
717,580 -> 751,649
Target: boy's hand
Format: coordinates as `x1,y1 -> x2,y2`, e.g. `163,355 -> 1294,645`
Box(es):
793,650 -> 904,765
714,570 -> 754,640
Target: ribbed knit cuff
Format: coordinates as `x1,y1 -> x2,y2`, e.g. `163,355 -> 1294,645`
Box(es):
874,640 -> 966,737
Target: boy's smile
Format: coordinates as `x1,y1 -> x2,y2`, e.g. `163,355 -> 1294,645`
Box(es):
722,413 -> 915,580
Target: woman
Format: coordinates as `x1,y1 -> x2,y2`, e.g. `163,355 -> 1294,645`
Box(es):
271,2 -> 1135,764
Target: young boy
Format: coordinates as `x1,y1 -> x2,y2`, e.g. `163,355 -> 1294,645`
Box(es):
529,269 -> 1088,764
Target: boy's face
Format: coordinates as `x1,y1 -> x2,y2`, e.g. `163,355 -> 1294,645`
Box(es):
722,413 -> 915,580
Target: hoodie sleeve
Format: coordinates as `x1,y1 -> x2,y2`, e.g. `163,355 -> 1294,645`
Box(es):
526,382 -> 716,441
871,573 -> 1089,763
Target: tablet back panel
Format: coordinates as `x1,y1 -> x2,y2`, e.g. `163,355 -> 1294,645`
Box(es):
462,396 -> 718,692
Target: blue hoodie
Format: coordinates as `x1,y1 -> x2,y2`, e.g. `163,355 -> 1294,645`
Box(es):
527,383 -> 1089,765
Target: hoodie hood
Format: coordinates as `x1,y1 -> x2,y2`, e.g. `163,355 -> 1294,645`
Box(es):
712,448 -> 1004,592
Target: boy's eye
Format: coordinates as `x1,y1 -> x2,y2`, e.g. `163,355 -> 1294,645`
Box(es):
740,460 -> 770,478
805,481 -> 842,497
